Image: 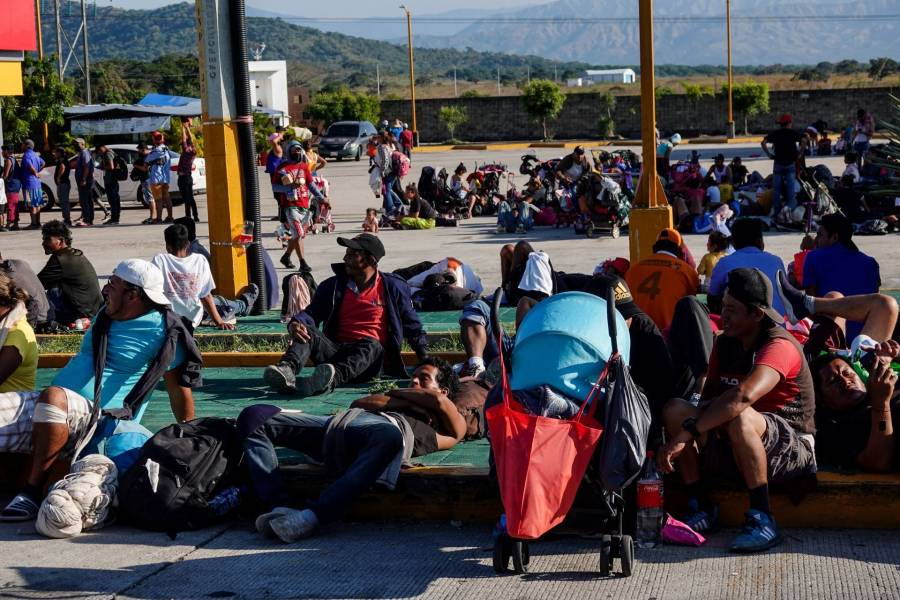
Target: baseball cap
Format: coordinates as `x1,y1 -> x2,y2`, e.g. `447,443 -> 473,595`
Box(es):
657,227 -> 683,247
594,257 -> 631,278
75,138 -> 86,145
584,273 -> 642,319
725,268 -> 783,323
113,259 -> 171,308
777,114 -> 793,125
337,233 -> 385,261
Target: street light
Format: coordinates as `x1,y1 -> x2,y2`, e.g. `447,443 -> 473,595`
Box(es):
726,0 -> 735,138
400,5 -> 418,145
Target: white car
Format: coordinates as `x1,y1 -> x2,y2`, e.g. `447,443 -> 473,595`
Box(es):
37,143 -> 206,210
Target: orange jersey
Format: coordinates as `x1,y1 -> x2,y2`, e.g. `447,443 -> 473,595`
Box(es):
625,254 -> 700,329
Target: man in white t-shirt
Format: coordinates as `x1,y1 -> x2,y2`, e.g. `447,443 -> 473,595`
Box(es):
152,224 -> 235,330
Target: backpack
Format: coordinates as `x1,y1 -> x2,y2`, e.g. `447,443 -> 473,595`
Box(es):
4,158 -> 22,193
412,284 -> 475,312
130,157 -> 148,182
113,154 -> 129,181
280,269 -> 318,319
391,151 -> 411,178
117,417 -> 243,535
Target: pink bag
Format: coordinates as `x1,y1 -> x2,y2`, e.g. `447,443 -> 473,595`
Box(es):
534,206 -> 557,226
661,514 -> 706,546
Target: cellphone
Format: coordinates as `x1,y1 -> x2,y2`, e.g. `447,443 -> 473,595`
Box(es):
860,351 -> 878,373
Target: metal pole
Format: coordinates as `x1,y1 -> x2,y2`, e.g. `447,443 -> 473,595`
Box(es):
453,67 -> 457,97
81,0 -> 91,103
726,0 -> 735,138
376,62 -> 380,99
35,0 -> 51,149
54,0 -> 63,80
401,5 -> 417,144
527,65 -> 530,85
496,65 -> 500,96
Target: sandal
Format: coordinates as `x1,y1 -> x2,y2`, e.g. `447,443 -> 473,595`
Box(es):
0,493 -> 40,522
141,218 -> 155,225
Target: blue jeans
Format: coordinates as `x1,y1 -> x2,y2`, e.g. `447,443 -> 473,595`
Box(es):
497,201 -> 534,233
240,408 -> 403,523
56,183 -> 71,223
460,299 -> 514,364
771,162 -> 797,215
214,295 -> 249,317
77,183 -> 93,224
853,141 -> 869,161
382,174 -> 402,214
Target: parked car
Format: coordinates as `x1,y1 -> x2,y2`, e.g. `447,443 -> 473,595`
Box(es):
37,144 -> 206,210
317,121 -> 378,161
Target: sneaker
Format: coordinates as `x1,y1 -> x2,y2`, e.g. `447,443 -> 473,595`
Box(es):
269,508 -> 319,543
729,509 -> 781,553
296,363 -> 336,398
102,217 -> 119,225
496,224 -> 505,234
255,506 -> 294,538
0,493 -> 40,522
460,361 -> 486,379
280,255 -> 296,269
239,283 -> 260,309
163,217 -> 174,223
776,271 -> 810,325
516,224 -> 525,233
683,500 -> 719,534
263,363 -> 297,393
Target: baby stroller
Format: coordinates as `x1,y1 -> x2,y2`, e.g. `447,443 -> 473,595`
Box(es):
573,174 -> 631,239
307,175 -> 335,234
488,290 -> 645,577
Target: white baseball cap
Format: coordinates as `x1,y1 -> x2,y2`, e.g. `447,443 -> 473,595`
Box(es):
113,259 -> 171,308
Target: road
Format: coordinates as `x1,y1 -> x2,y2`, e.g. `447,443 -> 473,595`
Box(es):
11,142 -> 896,292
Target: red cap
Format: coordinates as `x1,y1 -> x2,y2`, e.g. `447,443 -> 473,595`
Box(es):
777,114 -> 793,125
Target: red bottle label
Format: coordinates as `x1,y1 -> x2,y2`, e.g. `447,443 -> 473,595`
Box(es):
637,480 -> 664,509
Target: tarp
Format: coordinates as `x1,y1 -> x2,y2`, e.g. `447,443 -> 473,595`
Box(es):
71,116 -> 172,136
137,93 -> 199,108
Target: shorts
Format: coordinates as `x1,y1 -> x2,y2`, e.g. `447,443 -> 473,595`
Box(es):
23,186 -> 45,208
701,412 -> 817,485
284,206 -> 312,239
150,183 -> 170,201
0,388 -> 93,455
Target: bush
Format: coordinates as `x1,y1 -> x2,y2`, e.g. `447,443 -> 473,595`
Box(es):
438,105 -> 468,142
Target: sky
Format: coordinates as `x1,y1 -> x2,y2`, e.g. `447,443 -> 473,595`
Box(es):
104,0 -> 546,18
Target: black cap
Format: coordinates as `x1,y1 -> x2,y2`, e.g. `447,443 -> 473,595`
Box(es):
574,145 -> 585,155
584,274 -> 642,320
725,268 -> 783,323
337,233 -> 385,261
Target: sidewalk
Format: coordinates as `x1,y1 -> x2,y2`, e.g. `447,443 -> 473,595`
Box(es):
2,522 -> 898,599
414,136 -> 767,153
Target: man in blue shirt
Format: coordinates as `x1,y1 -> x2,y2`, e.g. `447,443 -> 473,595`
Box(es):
19,139 -> 45,230
0,259 -> 201,522
73,138 -> 95,226
146,131 -> 173,224
708,218 -> 786,317
803,213 -> 880,340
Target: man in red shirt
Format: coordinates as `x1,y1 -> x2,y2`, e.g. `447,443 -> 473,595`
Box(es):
658,268 -> 816,553
264,234 -> 429,397
400,123 -> 414,159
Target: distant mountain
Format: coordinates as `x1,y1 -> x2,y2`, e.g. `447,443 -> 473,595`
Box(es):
45,2 -> 591,87
412,0 -> 899,65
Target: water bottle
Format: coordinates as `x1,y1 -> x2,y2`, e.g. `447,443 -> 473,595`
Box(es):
207,485 -> 244,516
636,451 -> 664,549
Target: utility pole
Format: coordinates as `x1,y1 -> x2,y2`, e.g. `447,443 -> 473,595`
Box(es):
554,65 -> 558,83
35,0 -> 50,148
527,65 -> 530,85
54,0 -> 63,80
453,66 -> 457,97
629,0 -> 671,263
496,65 -> 500,96
400,5 -> 417,145
726,0 -> 735,138
376,62 -> 380,99
81,0 -> 91,103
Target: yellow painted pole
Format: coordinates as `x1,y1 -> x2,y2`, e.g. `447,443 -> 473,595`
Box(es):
629,0 -> 672,264
195,0 -> 248,298
726,0 -> 735,139
35,0 -> 50,149
402,5 -> 418,145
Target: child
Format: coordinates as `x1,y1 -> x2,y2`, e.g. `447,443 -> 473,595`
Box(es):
697,231 -> 730,291
842,152 -> 861,183
788,234 -> 816,287
362,207 -> 379,233
817,131 -> 832,156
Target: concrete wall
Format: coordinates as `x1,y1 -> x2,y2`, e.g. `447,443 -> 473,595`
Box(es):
381,86 -> 896,143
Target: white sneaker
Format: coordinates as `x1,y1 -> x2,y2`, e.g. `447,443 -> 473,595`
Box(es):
269,508 -> 319,543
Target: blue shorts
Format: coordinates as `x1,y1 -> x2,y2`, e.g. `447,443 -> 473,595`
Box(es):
459,299 -> 514,364
23,186 -> 45,208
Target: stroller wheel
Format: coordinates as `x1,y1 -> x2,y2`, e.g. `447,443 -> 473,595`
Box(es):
611,223 -> 621,239
584,221 -> 596,238
492,534 -> 512,574
511,540 -> 530,574
472,203 -> 483,217
619,534 -> 634,577
599,534 -> 613,577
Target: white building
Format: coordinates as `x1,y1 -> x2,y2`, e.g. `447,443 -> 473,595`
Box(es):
249,60 -> 289,125
567,68 -> 636,87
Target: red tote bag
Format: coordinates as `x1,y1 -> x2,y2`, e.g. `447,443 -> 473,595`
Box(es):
486,354 -> 609,540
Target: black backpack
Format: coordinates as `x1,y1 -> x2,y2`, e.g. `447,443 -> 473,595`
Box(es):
113,154 -> 129,181
117,417 -> 243,536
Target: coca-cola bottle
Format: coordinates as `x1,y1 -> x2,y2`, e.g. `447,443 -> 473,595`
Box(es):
636,451 -> 664,549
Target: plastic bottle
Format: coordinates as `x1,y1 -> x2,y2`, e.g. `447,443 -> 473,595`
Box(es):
636,451 -> 664,549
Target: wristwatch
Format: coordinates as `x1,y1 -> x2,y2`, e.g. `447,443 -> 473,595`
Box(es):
681,416 -> 701,440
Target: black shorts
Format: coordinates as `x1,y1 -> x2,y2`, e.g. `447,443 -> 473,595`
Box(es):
701,412 -> 817,485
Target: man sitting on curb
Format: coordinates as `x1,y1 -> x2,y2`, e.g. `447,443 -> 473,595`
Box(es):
0,259 -> 201,521
658,268 -> 816,553
777,272 -> 899,472
242,357 -> 466,542
37,220 -> 102,328
264,234 -> 429,397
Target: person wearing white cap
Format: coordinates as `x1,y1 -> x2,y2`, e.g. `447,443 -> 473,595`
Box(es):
0,258 -> 202,522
